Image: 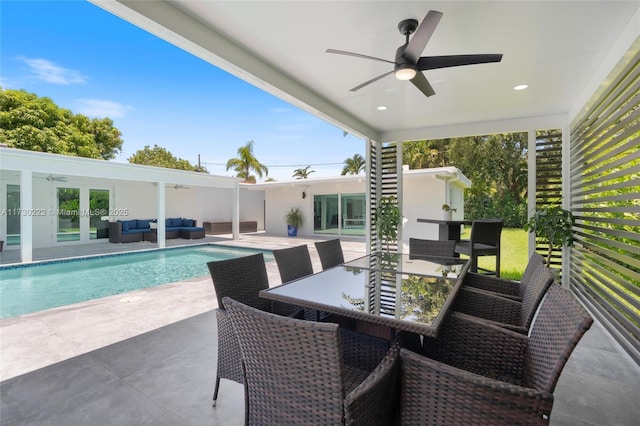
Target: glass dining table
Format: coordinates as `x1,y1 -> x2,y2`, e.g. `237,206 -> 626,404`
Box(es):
260,253 -> 470,337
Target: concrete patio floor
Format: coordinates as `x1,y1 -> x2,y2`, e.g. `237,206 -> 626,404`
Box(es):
1,234 -> 639,425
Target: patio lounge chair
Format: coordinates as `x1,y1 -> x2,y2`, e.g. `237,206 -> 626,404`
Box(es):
406,284 -> 593,424
463,252 -> 545,300
222,296 -> 401,425
206,253 -> 301,406
451,261 -> 554,334
314,239 -> 345,270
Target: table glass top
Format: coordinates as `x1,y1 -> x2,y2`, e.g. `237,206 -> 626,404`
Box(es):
343,253 -> 467,278
262,254 -> 469,333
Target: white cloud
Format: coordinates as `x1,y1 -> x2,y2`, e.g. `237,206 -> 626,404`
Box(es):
76,99 -> 132,119
19,57 -> 86,85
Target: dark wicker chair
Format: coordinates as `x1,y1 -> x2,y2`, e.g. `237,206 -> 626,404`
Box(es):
407,284 -> 593,425
452,262 -> 554,334
409,238 -> 456,257
206,253 -> 300,406
315,238 -> 345,270
463,252 -> 545,301
223,296 -> 401,425
454,219 -> 503,276
272,244 -> 314,283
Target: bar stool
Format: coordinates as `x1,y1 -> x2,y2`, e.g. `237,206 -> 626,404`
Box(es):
454,219 -> 503,277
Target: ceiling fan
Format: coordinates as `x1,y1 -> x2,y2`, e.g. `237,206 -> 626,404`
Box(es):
326,10 -> 503,97
37,174 -> 67,182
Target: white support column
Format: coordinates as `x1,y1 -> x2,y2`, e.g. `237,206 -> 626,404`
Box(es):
561,124 -> 572,288
156,182 -> 166,248
20,170 -> 33,263
527,129 -> 537,258
232,182 -> 239,239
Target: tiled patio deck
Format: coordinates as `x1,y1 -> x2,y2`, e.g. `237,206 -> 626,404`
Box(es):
1,234 -> 639,425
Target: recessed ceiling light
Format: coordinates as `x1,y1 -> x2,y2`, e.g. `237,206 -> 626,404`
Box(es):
377,106 -> 387,111
514,84 -> 528,91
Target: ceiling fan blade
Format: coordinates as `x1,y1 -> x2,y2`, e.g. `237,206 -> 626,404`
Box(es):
326,49 -> 396,65
403,10 -> 443,64
411,72 -> 436,97
350,70 -> 395,92
417,54 -> 503,70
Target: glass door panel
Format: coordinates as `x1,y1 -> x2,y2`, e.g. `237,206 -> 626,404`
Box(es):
57,188 -> 80,242
89,189 -> 110,240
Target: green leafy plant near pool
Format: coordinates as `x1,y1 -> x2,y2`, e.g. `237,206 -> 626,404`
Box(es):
285,207 -> 304,237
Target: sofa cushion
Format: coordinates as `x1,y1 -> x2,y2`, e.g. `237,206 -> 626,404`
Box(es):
119,220 -> 128,232
137,219 -> 151,230
182,218 -> 194,227
123,228 -> 149,234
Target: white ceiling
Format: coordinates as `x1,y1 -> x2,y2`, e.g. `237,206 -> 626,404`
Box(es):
93,1 -> 640,142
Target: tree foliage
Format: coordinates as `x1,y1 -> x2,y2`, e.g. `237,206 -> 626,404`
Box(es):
292,165 -> 315,179
128,144 -> 207,172
342,153 -> 366,175
226,140 -> 268,183
403,133 -> 529,227
0,88 -> 123,159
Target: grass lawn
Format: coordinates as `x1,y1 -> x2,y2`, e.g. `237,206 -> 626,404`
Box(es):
460,227 -> 529,280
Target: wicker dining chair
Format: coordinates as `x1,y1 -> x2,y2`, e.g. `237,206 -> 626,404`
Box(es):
451,261 -> 554,334
406,284 -> 593,425
454,219 -> 503,276
223,296 -> 401,425
463,252 -> 545,301
206,253 -> 300,406
314,238 -> 345,270
409,238 -> 456,257
272,244 -> 314,283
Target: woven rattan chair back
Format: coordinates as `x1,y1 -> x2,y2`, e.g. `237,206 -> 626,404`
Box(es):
455,219 -> 503,276
409,238 -> 456,257
272,244 -> 314,283
520,263 -> 555,328
315,239 -> 345,270
207,253 -> 272,406
223,296 -> 347,424
524,283 -> 593,393
207,253 -> 271,312
520,252 -> 545,289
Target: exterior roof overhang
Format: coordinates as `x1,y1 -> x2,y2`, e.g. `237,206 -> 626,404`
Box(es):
90,1 -> 640,142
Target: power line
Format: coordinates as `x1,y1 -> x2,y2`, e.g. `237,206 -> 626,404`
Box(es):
200,161 -> 344,168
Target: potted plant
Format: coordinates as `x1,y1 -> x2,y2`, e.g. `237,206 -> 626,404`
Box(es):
442,204 -> 457,221
524,205 -> 575,267
285,207 -> 304,237
374,196 -> 402,253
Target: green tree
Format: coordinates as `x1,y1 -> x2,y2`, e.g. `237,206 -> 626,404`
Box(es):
226,140 -> 268,183
128,144 -> 207,172
292,165 -> 315,179
0,88 -> 123,159
402,139 -> 449,169
341,153 -> 366,175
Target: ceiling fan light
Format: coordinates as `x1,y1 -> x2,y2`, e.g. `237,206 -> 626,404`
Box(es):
395,65 -> 416,81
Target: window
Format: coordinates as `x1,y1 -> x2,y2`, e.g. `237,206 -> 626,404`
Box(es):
89,189 -> 110,240
57,188 -> 80,242
6,184 -> 20,245
313,193 -> 366,236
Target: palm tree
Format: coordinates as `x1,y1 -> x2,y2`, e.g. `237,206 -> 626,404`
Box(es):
341,153 -> 366,175
292,165 -> 315,179
226,140 -> 269,183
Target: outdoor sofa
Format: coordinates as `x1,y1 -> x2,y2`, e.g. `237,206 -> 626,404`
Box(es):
108,218 -> 205,243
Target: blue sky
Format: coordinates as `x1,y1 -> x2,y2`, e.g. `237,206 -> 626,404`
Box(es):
1,0 -> 365,180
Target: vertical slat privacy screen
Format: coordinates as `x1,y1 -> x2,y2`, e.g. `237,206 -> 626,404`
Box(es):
569,50 -> 640,364
535,130 -> 564,272
368,142 -> 399,254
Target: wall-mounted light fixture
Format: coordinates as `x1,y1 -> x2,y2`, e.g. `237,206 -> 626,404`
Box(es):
302,191 -> 307,199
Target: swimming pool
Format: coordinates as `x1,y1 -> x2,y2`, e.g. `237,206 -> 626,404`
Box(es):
0,244 -> 273,319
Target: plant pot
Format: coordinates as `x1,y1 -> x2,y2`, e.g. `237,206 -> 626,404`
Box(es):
287,225 -> 298,237
443,210 -> 452,221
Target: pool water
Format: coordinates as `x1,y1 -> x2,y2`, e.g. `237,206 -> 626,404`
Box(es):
0,244 -> 272,319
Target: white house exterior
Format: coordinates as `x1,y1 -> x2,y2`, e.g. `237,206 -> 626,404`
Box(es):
247,167 -> 471,244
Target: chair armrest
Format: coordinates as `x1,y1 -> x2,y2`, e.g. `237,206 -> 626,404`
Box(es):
400,348 -> 554,424
464,272 -> 522,300
344,336 -> 401,426
453,287 -> 522,326
425,312 -> 527,383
